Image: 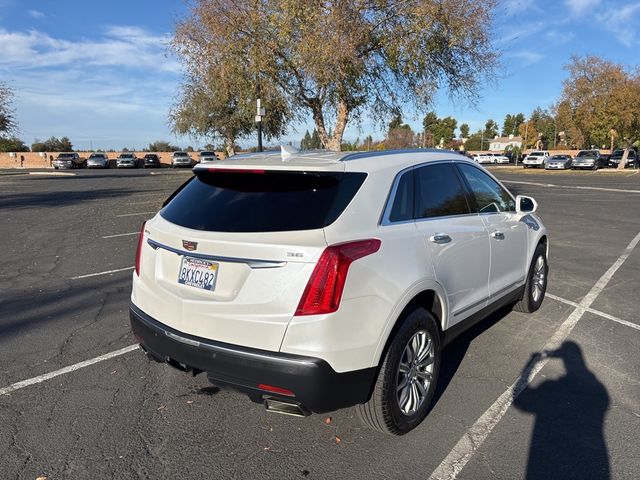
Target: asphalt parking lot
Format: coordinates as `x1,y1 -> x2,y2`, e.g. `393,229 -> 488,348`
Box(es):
1,167 -> 639,479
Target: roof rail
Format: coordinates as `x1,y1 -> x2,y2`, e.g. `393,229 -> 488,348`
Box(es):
341,148 -> 465,161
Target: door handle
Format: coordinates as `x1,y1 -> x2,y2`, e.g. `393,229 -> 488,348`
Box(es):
429,233 -> 452,244
491,231 -> 505,240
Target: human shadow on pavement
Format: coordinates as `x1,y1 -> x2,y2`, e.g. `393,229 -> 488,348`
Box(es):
514,341 -> 610,480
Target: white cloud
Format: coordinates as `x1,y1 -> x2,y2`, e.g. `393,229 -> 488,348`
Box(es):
509,50 -> 545,66
28,9 -> 44,19
0,26 -> 180,72
596,3 -> 640,46
565,0 -> 602,15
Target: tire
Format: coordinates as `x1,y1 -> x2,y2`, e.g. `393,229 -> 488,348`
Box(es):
513,243 -> 548,313
356,307 -> 441,435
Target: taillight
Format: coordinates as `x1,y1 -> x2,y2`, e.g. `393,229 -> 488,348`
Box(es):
135,221 -> 146,276
295,239 -> 381,316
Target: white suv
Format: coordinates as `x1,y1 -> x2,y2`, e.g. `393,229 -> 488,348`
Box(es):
522,151 -> 550,168
130,149 -> 548,435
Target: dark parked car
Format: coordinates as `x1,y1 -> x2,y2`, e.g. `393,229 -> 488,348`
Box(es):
608,149 -> 638,168
53,153 -> 85,169
143,154 -> 162,168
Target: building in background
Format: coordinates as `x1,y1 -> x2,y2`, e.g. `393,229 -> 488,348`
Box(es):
489,134 -> 522,151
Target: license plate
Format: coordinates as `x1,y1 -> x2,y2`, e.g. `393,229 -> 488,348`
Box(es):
178,256 -> 218,291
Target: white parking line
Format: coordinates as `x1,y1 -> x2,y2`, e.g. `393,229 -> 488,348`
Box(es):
428,231 -> 640,480
102,232 -> 138,239
501,179 -> 640,194
546,293 -> 640,332
70,266 -> 134,280
0,345 -> 139,396
116,211 -> 155,217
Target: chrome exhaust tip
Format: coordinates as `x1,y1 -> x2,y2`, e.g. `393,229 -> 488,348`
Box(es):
263,397 -> 310,418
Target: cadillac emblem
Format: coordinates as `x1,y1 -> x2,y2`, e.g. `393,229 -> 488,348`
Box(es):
182,240 -> 198,251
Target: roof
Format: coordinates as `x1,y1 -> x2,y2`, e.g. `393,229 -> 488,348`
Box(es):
193,148 -> 469,173
490,136 -> 523,143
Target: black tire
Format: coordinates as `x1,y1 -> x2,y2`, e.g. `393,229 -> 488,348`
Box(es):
513,243 -> 548,313
356,307 -> 441,435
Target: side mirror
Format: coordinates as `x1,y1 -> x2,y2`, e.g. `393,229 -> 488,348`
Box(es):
516,195 -> 538,214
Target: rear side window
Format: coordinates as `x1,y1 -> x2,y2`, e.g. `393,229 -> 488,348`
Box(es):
160,170 -> 367,232
389,170 -> 414,222
456,163 -> 515,213
414,163 -> 471,219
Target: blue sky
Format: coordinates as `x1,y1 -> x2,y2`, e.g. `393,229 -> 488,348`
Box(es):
1,0 -> 640,150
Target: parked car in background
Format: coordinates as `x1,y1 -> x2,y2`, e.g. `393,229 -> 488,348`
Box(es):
198,151 -> 218,163
86,152 -> 109,169
490,153 -> 510,164
116,153 -> 138,168
130,149 -> 548,435
53,153 -> 85,169
473,153 -> 493,164
171,151 -> 193,168
608,149 -> 638,168
522,151 -> 550,168
544,154 -> 572,170
143,154 -> 162,168
572,150 -> 604,170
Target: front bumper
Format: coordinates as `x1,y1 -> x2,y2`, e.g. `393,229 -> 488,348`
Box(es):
572,162 -> 594,168
130,304 -> 377,413
545,163 -> 567,169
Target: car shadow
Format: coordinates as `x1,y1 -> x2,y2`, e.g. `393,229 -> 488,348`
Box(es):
432,305 -> 513,406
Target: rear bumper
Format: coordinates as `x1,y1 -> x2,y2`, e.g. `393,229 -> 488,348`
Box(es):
129,303 -> 377,413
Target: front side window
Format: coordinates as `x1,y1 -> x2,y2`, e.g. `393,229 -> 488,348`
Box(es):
456,163 -> 515,213
414,163 -> 471,219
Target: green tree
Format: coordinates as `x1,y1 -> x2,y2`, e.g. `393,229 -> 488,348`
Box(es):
310,129 -> 322,149
513,113 -> 525,135
483,119 -> 499,140
0,136 -> 29,152
464,130 -> 484,150
170,67 -> 289,156
173,0 -> 498,151
148,140 -> 180,152
0,82 -> 17,135
301,130 -> 311,149
460,123 -> 470,138
432,116 -> 458,146
31,136 -> 73,152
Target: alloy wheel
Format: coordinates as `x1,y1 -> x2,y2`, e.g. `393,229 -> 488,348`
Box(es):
396,330 -> 435,416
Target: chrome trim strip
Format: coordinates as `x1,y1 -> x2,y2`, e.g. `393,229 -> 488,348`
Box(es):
452,297 -> 487,317
147,238 -> 287,269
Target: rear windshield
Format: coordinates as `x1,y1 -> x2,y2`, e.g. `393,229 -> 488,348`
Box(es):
530,152 -> 544,156
119,154 -> 134,159
173,152 -> 189,157
200,151 -> 216,156
577,151 -> 597,157
58,154 -> 74,159
160,170 -> 367,232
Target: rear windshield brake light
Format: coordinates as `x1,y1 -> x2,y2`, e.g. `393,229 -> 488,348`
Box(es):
207,168 -> 265,174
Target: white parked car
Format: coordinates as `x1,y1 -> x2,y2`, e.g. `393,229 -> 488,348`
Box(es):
130,149 -> 548,435
490,153 -> 510,164
171,151 -> 193,168
473,153 -> 493,164
198,151 -> 219,163
522,151 -> 550,168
